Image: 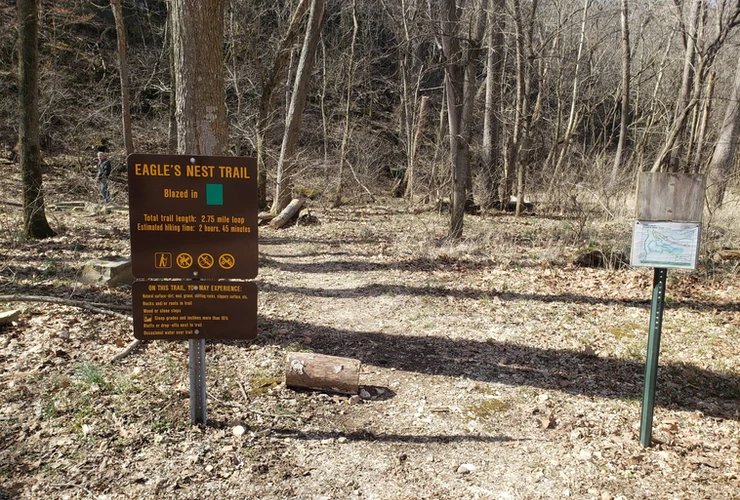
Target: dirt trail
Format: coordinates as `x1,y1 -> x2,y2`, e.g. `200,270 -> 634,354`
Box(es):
1,201 -> 739,499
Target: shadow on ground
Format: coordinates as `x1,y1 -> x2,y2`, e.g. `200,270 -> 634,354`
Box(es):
230,317 -> 740,422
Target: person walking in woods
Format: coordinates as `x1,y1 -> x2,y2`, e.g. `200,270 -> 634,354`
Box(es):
96,151 -> 112,203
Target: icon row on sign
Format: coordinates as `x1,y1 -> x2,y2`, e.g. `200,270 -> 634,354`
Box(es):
154,252 -> 235,270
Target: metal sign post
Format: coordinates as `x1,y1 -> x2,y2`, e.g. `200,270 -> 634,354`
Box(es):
631,172 -> 705,448
189,338 -> 207,425
639,267 -> 667,447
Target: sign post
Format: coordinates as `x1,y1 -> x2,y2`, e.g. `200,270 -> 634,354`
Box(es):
190,339 -> 207,424
631,172 -> 705,447
639,267 -> 667,447
127,154 -> 258,426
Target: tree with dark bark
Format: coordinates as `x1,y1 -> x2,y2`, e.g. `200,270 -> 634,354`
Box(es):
18,0 -> 55,239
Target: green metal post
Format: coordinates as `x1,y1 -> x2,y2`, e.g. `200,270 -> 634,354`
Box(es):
640,267 -> 667,447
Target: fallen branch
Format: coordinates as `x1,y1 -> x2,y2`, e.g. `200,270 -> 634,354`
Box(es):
0,294 -> 132,318
109,339 -> 143,363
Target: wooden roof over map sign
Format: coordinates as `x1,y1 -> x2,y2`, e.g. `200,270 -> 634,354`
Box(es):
635,172 -> 705,223
632,172 -> 706,270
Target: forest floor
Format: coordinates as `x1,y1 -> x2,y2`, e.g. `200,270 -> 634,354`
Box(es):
1,163 -> 740,499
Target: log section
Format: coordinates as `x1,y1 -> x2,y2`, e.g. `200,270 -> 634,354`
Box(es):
285,352 -> 360,395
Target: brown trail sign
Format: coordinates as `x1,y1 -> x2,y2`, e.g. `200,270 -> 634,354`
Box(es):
128,154 -> 258,280
132,280 -> 257,340
128,154 -> 260,425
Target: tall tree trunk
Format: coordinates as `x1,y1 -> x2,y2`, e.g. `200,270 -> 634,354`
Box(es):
480,0 -> 504,209
707,52 -> 740,209
171,0 -> 228,155
272,0 -> 326,214
440,0 -> 486,239
668,0 -> 702,172
610,0 -> 630,186
256,0 -> 310,209
18,0 -> 54,239
510,0 -> 538,216
334,0 -> 358,207
110,0 -> 134,155
440,0 -> 465,238
166,2 -> 177,153
405,95 -> 430,200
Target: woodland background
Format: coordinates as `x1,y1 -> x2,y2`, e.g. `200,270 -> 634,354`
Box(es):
2,2 -> 740,499
3,0 -> 740,225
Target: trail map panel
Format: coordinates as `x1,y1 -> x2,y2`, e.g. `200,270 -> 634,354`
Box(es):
128,154 -> 257,279
132,280 -> 257,340
630,221 -> 701,269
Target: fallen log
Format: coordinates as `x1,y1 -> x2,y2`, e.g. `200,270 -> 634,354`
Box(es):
258,211 -> 275,226
269,197 -> 305,229
713,249 -> 740,262
285,352 -> 361,395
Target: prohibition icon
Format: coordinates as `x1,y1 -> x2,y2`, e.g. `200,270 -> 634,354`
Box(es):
219,253 -> 235,270
198,253 -> 215,269
176,252 -> 193,268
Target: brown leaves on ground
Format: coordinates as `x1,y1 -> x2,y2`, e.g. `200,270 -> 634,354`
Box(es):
0,181 -> 739,498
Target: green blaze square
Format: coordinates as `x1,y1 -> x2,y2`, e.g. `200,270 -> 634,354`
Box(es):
206,184 -> 223,205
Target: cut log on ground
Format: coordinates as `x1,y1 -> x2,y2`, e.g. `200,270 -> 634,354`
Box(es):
285,352 -> 361,395
269,197 -> 305,229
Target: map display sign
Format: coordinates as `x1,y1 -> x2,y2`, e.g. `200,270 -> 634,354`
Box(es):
128,154 -> 257,279
630,221 -> 701,269
132,280 -> 257,340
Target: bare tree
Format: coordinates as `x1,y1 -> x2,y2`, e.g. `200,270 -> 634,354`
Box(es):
110,0 -> 134,155
272,0 -> 326,214
652,0 -> 740,173
509,0 -> 539,216
668,0 -> 702,172
254,0 -> 311,208
18,0 -> 55,239
550,0 -> 591,189
610,0 -> 630,186
440,0 -> 487,239
479,0 -> 505,209
334,0 -> 359,206
707,51 -> 740,209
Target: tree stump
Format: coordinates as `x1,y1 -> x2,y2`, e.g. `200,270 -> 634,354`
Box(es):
285,352 -> 361,395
